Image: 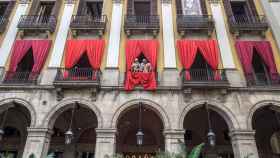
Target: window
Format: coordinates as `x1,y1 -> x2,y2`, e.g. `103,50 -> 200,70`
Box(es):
190,52 -> 213,80
86,1 -> 103,17
0,2 -> 8,17
16,48 -> 34,73
37,2 -> 55,17
252,50 -> 270,85
181,0 -> 202,15
134,1 -> 151,16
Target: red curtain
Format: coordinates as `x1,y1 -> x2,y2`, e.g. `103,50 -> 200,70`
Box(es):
124,40 -> 158,90
236,40 -> 278,81
65,40 -> 86,69
9,40 -> 32,72
177,40 -> 220,80
31,40 -> 51,73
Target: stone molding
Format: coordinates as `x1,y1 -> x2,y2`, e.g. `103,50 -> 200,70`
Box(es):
229,130 -> 256,141
163,129 -> 185,139
27,127 -> 53,138
95,128 -> 117,138
208,0 -> 220,3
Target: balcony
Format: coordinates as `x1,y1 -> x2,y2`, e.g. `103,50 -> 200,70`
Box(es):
228,15 -> 268,37
54,68 -> 101,88
70,15 -> 107,37
18,15 -> 57,37
0,16 -> 8,33
177,15 -> 214,37
245,73 -> 279,87
124,15 -> 160,37
2,71 -> 39,84
181,69 -> 229,89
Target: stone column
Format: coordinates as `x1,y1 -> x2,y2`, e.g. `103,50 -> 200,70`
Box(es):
160,0 -> 180,87
40,0 -> 75,85
102,0 -> 123,87
95,128 -> 117,158
22,128 -> 53,158
230,130 -> 259,158
164,130 -> 185,153
209,0 -> 246,87
0,1 -> 29,67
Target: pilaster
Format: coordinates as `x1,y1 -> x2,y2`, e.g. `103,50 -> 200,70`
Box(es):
230,130 -> 259,158
95,128 -> 117,158
22,128 -> 53,158
164,129 -> 185,153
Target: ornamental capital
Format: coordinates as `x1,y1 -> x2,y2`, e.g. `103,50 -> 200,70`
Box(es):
208,0 -> 220,4
161,0 -> 172,4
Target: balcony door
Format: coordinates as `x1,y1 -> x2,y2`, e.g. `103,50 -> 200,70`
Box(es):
190,52 -> 212,81
86,1 -> 103,17
16,48 -> 34,73
251,50 -> 270,85
181,0 -> 202,15
70,53 -> 93,80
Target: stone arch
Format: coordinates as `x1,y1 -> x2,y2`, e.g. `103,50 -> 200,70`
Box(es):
111,99 -> 171,129
178,100 -> 240,130
0,98 -> 36,127
42,98 -> 104,129
247,100 -> 280,130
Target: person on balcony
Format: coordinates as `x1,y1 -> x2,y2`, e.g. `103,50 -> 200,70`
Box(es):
131,58 -> 140,72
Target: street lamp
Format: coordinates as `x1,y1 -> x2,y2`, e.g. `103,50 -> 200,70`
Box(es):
0,108 -> 9,141
136,102 -> 144,146
65,103 -> 77,145
206,103 -> 216,147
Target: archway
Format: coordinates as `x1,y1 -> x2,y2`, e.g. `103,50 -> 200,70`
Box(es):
116,103 -> 165,158
252,105 -> 280,158
0,101 -> 32,158
183,105 -> 234,158
47,103 -> 98,158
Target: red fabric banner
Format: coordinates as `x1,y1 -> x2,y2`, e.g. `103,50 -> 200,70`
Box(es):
177,39 -> 220,80
65,40 -> 86,69
124,40 -> 158,90
236,40 -> 278,81
9,40 -> 51,74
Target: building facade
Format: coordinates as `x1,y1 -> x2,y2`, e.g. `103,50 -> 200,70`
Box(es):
0,0 -> 280,158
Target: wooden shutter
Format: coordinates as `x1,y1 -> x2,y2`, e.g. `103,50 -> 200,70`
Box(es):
200,0 -> 207,15
77,0 -> 87,15
51,0 -> 62,17
150,0 -> 157,15
127,0 -> 134,15
175,0 -> 182,15
223,0 -> 233,17
247,0 -> 258,17
3,1 -> 15,18
29,0 -> 41,15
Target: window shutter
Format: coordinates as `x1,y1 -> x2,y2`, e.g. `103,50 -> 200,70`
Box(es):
150,0 -> 157,15
200,0 -> 207,15
51,0 -> 63,17
29,0 -> 41,15
127,0 -> 134,15
223,0 -> 233,17
3,1 -> 15,18
175,0 -> 182,15
247,0 -> 258,17
77,0 -> 87,15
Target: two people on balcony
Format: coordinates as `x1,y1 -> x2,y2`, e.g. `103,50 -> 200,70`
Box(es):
131,58 -> 152,73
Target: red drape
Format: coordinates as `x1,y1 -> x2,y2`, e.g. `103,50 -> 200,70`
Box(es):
65,40 -> 86,69
124,40 -> 158,90
31,40 -> 52,73
236,40 -> 278,81
177,39 -> 220,80
9,40 -> 32,72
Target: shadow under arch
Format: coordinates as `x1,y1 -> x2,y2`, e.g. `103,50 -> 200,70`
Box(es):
247,100 -> 280,130
111,99 -> 171,130
0,98 -> 36,127
178,100 -> 240,130
42,99 -> 104,129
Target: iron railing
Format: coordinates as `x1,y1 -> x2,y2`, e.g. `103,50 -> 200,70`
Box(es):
0,16 -> 8,33
246,73 -> 279,86
182,69 -> 227,82
177,14 -> 214,30
70,15 -> 107,29
18,15 -> 57,32
124,15 -> 160,29
228,15 -> 268,31
3,71 -> 39,84
55,68 -> 101,82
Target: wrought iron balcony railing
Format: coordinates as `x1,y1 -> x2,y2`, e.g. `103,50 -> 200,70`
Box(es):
181,69 -> 229,88
18,15 -> 57,33
70,15 -> 107,36
228,15 -> 268,36
177,14 -> 214,36
0,16 -> 8,33
246,73 -> 279,87
54,68 -> 101,88
124,15 -> 160,36
3,71 -> 39,84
